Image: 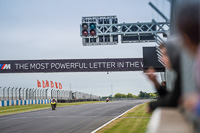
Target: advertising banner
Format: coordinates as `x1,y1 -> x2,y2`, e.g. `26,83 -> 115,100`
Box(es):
0,58 -> 143,73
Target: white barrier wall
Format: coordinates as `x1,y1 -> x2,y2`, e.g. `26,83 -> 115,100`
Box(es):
0,99 -> 51,107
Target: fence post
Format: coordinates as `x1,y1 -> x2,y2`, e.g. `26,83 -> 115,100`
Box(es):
30,88 -> 32,99
15,87 -> 18,100
39,89 -> 42,99
57,90 -> 59,100
22,88 -> 24,100
33,88 -> 35,100
7,87 -> 10,101
43,89 -> 45,99
41,89 -> 43,99
26,88 -> 28,100
45,89 -> 48,99
11,87 -> 14,100
36,89 -> 38,99
38,89 -> 40,99
51,89 -> 53,99
19,88 -> 21,100
37,89 -> 39,99
30,89 -> 32,100
34,89 -> 36,100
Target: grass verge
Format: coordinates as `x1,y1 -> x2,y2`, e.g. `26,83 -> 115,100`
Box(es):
97,102 -> 151,133
0,101 -> 103,116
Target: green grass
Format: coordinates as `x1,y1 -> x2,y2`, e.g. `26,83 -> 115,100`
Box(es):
97,102 -> 151,133
0,101 -> 103,116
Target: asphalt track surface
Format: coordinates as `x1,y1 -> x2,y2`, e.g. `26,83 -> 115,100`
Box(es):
0,100 -> 151,133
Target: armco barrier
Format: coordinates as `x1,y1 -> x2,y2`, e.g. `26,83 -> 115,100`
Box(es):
0,99 -> 51,107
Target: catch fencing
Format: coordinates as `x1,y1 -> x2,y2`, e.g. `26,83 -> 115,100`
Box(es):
0,87 -> 100,107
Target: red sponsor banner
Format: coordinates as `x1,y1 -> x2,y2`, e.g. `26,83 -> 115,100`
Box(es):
42,80 -> 46,88
59,83 -> 62,89
37,80 -> 41,87
51,81 -> 54,88
55,82 -> 58,89
46,80 -> 49,87
37,80 -> 62,89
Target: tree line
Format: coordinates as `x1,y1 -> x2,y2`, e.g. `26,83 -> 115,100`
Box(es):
113,91 -> 157,99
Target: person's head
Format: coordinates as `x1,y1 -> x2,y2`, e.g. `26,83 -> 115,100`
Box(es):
176,2 -> 200,55
162,37 -> 181,72
159,43 -> 171,69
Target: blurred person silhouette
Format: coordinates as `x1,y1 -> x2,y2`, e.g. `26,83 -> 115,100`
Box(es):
146,38 -> 181,112
175,1 -> 200,116
175,2 -> 200,132
146,67 -> 167,98
196,48 -> 200,93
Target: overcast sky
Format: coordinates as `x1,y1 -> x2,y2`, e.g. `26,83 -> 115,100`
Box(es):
0,0 -> 170,96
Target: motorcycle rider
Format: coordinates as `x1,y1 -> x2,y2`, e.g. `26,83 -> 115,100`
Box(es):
51,98 -> 57,110
106,97 -> 109,102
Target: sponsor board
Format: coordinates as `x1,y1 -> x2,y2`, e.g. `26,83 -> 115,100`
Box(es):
0,58 -> 143,73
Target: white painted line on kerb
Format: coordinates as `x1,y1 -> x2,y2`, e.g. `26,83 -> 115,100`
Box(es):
91,103 -> 142,133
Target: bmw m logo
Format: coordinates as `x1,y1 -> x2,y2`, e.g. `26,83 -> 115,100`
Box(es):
0,64 -> 11,69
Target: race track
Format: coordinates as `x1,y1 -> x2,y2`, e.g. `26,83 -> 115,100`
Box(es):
0,100 -> 150,133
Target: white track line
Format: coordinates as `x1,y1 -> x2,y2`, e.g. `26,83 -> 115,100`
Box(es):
91,103 -> 142,133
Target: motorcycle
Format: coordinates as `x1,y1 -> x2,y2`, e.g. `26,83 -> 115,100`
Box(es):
51,101 -> 56,110
106,98 -> 109,102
